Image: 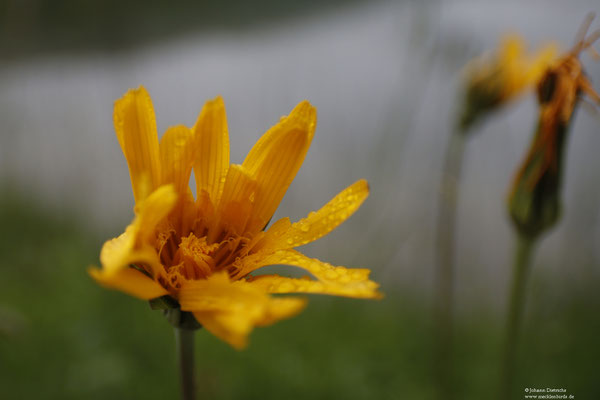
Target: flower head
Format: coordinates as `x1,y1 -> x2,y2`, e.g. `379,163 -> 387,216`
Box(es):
90,87 -> 381,348
459,35 -> 557,132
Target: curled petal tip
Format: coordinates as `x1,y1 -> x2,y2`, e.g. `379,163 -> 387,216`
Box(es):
291,100 -> 317,121
207,95 -> 225,108
358,179 -> 370,193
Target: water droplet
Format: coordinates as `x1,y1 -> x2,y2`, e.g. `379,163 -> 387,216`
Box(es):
325,270 -> 338,280
300,224 -> 310,233
352,271 -> 364,279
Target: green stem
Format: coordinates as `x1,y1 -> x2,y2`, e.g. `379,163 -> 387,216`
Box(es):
500,234 -> 536,399
175,327 -> 196,400
433,128 -> 466,400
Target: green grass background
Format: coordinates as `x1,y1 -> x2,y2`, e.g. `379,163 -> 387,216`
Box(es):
0,188 -> 599,399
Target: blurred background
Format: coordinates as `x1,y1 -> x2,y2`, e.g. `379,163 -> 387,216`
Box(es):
1,0 -> 599,398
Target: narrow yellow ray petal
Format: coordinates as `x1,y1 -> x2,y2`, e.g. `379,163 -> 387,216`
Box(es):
114,86 -> 161,202
99,227 -> 159,275
89,266 -> 168,300
213,164 -> 258,238
233,249 -> 381,299
242,101 -> 316,233
192,310 -> 251,349
100,185 -> 177,278
248,274 -> 382,299
179,272 -> 259,311
192,96 -> 230,206
179,272 -> 306,349
265,179 -> 369,249
159,125 -> 194,193
135,184 -> 179,243
193,295 -> 306,350
525,43 -> 558,83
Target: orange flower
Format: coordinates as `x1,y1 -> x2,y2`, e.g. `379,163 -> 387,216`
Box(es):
89,87 -> 381,348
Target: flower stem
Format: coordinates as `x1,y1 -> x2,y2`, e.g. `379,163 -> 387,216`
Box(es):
500,233 -> 535,399
175,327 -> 196,400
433,128 -> 466,400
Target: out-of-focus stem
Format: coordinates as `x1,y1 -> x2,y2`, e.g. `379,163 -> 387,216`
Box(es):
434,127 -> 466,400
175,327 -> 196,400
499,234 -> 535,399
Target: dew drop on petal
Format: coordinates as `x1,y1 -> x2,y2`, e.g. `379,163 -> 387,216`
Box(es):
278,281 -> 295,292
325,270 -> 338,280
351,271 -> 364,279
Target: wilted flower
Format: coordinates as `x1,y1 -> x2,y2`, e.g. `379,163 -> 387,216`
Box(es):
459,35 -> 557,132
89,87 -> 381,348
508,28 -> 600,239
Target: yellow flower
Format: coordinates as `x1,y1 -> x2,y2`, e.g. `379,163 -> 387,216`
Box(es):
459,35 -> 557,131
89,86 -> 381,349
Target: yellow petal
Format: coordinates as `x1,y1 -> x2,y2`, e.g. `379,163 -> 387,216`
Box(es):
500,35 -> 525,63
192,96 -> 230,206
265,179 -> 369,250
100,185 -> 177,279
525,43 -> 558,84
99,226 -> 159,275
242,101 -> 316,233
89,266 -> 168,300
135,184 -> 179,243
213,164 -> 258,238
248,274 -> 382,299
497,36 -> 557,100
177,188 -> 200,237
114,86 -> 161,203
191,310 -> 250,349
179,272 -> 306,349
233,249 -> 381,297
233,246 -> 378,287
159,125 -> 194,193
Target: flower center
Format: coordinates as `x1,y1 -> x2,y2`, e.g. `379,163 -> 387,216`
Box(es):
157,226 -> 261,291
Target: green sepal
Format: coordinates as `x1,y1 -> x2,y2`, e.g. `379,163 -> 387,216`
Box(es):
458,74 -> 504,134
163,308 -> 202,331
508,119 -> 569,240
148,295 -> 179,310
148,295 -> 202,330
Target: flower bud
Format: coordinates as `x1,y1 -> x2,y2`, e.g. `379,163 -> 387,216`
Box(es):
507,44 -> 599,238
